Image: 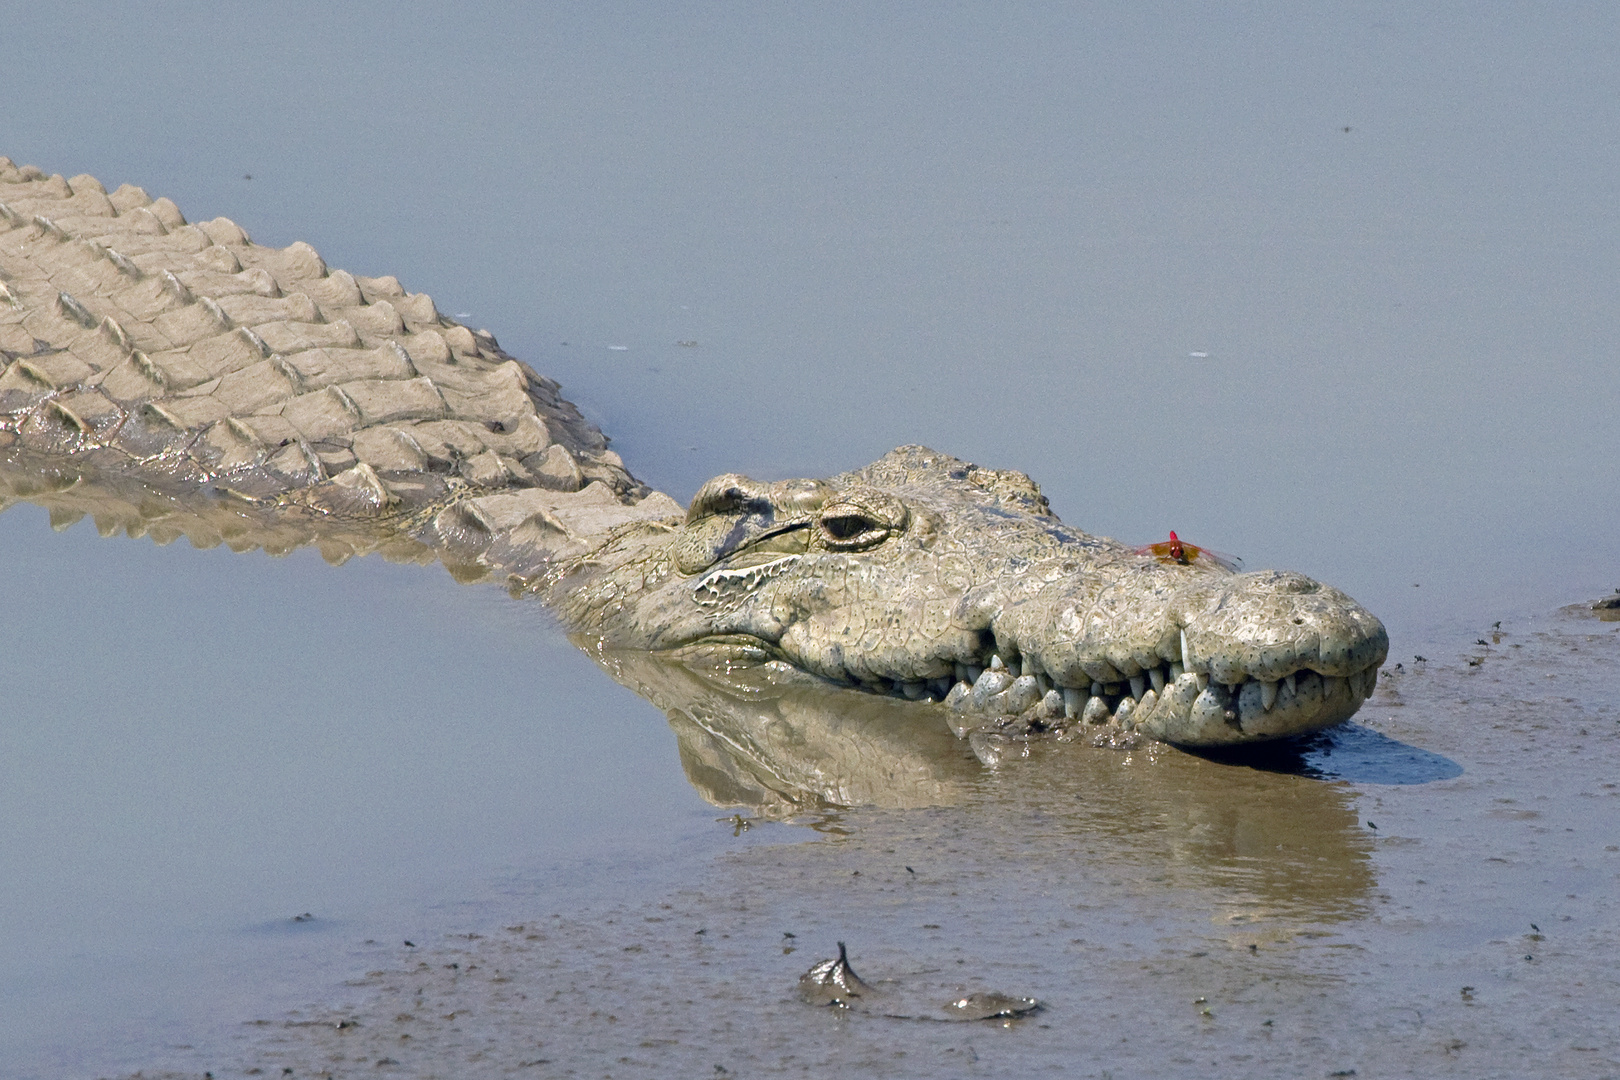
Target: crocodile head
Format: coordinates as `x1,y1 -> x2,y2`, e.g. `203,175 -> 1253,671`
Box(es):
557,445 -> 1388,747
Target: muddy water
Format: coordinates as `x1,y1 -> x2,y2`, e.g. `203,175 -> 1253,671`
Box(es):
0,504 -> 729,1075
4,3 -> 1620,1078
42,601 -> 1618,1079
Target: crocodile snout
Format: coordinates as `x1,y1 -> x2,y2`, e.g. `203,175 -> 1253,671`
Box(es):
970,565 -> 1389,746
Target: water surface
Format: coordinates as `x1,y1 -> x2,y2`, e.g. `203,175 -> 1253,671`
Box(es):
3,3 -> 1618,1076
0,505 -> 728,1072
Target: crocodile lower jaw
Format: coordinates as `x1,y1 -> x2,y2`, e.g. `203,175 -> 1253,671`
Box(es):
939,653 -> 1377,747
661,632 -> 1377,748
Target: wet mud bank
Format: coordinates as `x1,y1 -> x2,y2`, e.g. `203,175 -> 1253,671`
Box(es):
122,605 -> 1620,1079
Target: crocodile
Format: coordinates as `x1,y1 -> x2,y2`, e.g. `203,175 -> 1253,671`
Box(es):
0,160 -> 1387,748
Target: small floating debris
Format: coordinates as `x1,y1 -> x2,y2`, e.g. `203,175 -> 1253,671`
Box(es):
798,942 -> 1040,1021
608,344 -> 629,351
941,991 -> 1044,1021
798,942 -> 873,1008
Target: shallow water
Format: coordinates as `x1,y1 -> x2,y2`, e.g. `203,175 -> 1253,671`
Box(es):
4,3 -> 1620,1077
29,601 -> 1618,1079
0,504 -> 733,1073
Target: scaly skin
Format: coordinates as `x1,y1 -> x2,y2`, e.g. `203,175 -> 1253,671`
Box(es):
554,446 -> 1386,747
0,161 -> 1386,747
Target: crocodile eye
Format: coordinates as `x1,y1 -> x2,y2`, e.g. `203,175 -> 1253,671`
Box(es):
813,489 -> 908,551
817,512 -> 889,550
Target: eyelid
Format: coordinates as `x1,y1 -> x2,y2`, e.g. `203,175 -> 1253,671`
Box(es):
820,512 -> 875,538
816,508 -> 891,550
821,491 -> 907,527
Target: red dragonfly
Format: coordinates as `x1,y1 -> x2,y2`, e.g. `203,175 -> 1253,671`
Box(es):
1134,531 -> 1244,572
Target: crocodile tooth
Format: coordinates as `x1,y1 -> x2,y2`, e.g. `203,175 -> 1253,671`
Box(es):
1130,674 -> 1145,701
964,665 -> 983,685
1284,672 -> 1296,696
901,681 -> 926,700
998,675 -> 1043,714
1062,686 -> 1087,718
1090,680 -> 1104,696
1169,661 -> 1184,680
989,654 -> 1006,672
1260,680 -> 1278,711
1323,675 -> 1344,698
1180,629 -> 1189,666
1195,672 -> 1209,691
1149,666 -> 1165,694
970,667 -> 1013,709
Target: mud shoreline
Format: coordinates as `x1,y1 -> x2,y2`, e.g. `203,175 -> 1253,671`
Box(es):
107,606 -> 1620,1079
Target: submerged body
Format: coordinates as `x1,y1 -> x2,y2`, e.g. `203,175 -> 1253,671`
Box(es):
0,160 -> 1386,747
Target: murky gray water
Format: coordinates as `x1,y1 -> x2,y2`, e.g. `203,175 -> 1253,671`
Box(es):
4,3 -> 1619,1077
0,503 -> 730,1072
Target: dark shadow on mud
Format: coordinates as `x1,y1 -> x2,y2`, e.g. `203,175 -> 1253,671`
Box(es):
1188,723 -> 1462,785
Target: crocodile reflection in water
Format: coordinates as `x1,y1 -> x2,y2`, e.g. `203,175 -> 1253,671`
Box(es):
585,639 -> 1381,921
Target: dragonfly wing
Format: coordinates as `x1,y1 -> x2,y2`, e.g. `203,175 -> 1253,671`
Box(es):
1135,536 -> 1242,572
